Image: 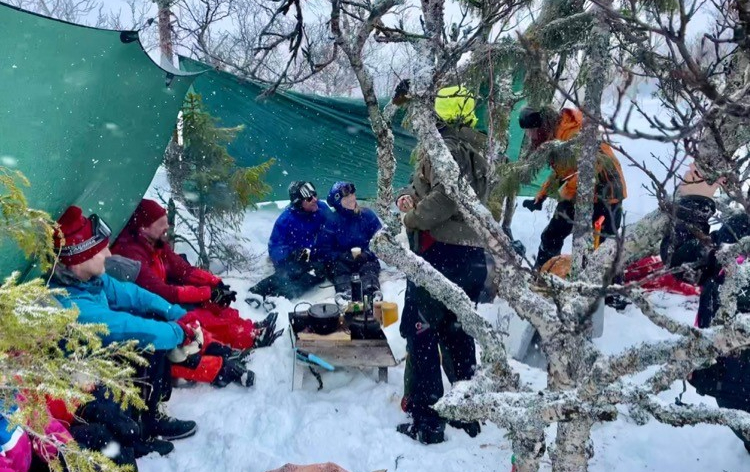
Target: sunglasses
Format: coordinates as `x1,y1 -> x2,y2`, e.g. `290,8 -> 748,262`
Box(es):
59,214 -> 111,257
303,192 -> 317,203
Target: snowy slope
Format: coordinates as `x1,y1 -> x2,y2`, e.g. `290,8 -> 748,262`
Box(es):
139,156 -> 749,472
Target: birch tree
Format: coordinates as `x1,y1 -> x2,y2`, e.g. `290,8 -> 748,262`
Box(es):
205,0 -> 750,469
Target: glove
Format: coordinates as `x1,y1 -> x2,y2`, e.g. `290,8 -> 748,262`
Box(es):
338,251 -> 356,265
211,284 -> 237,307
291,248 -> 311,263
169,321 -> 204,363
361,249 -> 378,263
217,280 -> 233,292
392,79 -> 411,105
522,198 -> 544,212
213,358 -> 255,388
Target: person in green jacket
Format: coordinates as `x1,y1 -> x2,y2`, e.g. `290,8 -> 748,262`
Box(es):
395,85 -> 488,444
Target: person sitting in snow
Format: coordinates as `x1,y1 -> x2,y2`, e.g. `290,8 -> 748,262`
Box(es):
518,106 -> 628,270
111,199 -> 281,350
249,181 -> 333,300
47,390 -> 170,467
0,409 -> 32,472
48,206 -> 198,445
103,254 -> 256,389
317,181 -> 382,295
1,396 -> 74,472
659,164 -> 750,453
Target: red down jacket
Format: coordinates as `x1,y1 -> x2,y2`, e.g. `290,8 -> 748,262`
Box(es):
111,229 -> 220,305
111,227 -> 257,349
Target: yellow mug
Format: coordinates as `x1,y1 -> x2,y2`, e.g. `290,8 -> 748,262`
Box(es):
380,302 -> 398,328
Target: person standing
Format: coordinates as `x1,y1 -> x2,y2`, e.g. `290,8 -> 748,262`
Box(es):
396,86 -> 489,444
518,106 -> 627,270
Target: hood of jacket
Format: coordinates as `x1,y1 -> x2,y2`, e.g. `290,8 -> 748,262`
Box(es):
554,108 -> 583,141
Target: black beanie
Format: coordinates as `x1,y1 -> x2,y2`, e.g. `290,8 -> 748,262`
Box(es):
519,107 -> 543,129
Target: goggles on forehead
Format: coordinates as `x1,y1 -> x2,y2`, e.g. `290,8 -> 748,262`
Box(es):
59,214 -> 112,257
299,183 -> 317,202
332,182 -> 356,203
338,183 -> 356,197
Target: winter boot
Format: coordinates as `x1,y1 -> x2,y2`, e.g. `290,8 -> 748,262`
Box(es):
132,438 -> 175,458
396,420 -> 445,445
212,358 -> 255,388
449,420 -> 481,438
255,327 -> 284,348
228,348 -> 254,363
145,410 -> 197,441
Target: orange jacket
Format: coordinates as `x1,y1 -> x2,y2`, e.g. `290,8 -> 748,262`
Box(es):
536,108 -> 627,204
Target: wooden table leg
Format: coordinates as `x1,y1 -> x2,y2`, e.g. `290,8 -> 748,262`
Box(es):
293,362 -> 305,390
378,367 -> 388,383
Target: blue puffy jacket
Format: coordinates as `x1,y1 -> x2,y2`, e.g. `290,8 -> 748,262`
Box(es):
0,402 -> 21,454
268,202 -> 332,266
318,205 -> 382,263
50,273 -> 186,350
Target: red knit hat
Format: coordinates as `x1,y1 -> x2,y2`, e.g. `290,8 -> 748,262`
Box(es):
54,206 -> 110,266
127,199 -> 167,230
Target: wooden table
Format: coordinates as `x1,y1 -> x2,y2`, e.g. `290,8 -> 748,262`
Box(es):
291,326 -> 397,390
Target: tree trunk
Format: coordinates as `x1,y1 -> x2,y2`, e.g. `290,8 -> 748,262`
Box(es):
553,419 -> 594,472
513,428 -> 547,472
570,1 -> 610,276
156,0 -> 174,67
197,203 -> 209,269
167,198 -> 176,249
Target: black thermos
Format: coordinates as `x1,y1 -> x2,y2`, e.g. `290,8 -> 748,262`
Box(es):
350,273 -> 363,302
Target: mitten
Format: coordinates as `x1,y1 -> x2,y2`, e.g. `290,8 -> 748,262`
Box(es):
169,321 -> 204,363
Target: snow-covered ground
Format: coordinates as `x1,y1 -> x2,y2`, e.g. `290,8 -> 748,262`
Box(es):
139,144 -> 749,472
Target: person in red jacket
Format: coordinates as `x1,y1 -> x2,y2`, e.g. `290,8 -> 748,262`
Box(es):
111,199 -> 281,350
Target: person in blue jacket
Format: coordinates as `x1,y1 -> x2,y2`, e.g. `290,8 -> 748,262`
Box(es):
249,181 -> 332,299
49,206 -> 197,444
318,181 -> 382,294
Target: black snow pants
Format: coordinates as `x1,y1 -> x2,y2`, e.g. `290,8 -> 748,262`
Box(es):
249,260 -> 326,300
400,241 -> 486,426
326,252 -> 381,295
535,200 -> 622,269
135,350 -> 172,437
70,393 -> 141,469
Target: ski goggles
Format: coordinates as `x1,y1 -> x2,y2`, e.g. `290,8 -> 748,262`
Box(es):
59,214 -> 112,257
299,182 -> 317,202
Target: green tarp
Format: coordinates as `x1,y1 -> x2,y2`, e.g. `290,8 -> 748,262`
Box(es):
181,57 -> 545,201
180,56 -> 418,200
0,2 -> 197,276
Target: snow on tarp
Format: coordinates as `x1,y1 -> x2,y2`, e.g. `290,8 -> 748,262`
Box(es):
0,1 -> 198,277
